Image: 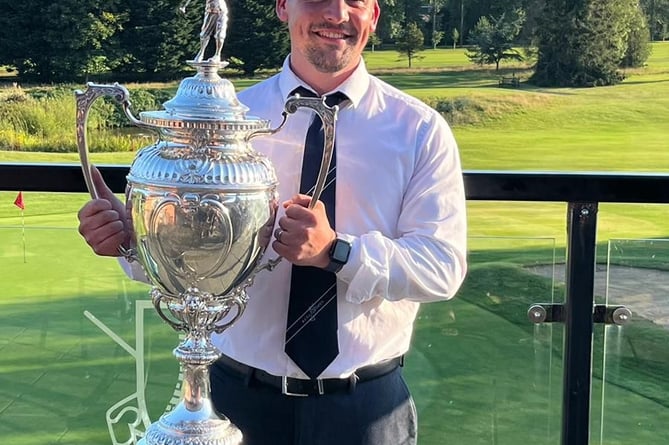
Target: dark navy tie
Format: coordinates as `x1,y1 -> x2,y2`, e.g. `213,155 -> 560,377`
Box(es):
284,87 -> 348,378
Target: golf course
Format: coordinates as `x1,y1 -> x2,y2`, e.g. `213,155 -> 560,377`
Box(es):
1,43 -> 668,444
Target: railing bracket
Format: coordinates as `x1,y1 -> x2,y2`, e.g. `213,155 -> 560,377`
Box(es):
593,305 -> 632,325
528,304 -> 564,323
528,303 -> 631,326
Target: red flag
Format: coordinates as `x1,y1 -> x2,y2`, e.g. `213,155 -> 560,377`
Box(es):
14,191 -> 25,210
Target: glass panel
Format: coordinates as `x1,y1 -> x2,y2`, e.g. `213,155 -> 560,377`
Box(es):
405,235 -> 562,445
0,225 -> 178,445
594,239 -> 669,445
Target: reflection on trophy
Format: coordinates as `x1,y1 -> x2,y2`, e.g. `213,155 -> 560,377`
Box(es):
75,2 -> 340,444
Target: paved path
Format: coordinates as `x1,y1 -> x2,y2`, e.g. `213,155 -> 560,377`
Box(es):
526,264 -> 669,328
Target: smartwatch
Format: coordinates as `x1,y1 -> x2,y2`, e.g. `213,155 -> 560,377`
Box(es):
324,238 -> 351,273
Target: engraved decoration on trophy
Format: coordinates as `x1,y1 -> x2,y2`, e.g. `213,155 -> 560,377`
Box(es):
74,2 -> 341,444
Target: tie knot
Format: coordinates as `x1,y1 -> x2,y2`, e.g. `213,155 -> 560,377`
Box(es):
289,87 -> 348,107
325,91 -> 348,107
290,86 -> 317,98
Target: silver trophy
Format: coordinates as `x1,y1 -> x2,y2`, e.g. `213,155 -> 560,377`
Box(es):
75,2 -> 339,444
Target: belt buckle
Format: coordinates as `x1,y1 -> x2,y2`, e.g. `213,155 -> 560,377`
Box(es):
281,376 -> 324,397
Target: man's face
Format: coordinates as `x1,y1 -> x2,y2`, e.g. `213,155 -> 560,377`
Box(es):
276,0 -> 380,75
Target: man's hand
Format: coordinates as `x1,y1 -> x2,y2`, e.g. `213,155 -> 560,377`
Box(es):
272,194 -> 336,268
77,166 -> 131,257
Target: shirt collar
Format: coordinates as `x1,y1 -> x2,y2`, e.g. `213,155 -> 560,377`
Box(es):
278,55 -> 370,109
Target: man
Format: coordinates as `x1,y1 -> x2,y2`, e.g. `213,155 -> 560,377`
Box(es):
77,0 -> 467,444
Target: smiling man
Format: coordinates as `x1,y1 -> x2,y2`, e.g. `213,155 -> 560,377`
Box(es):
77,0 -> 467,443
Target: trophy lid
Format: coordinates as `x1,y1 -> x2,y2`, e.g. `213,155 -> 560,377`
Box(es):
139,61 -> 269,132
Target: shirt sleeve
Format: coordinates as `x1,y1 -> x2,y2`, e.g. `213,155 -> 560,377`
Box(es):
337,113 -> 468,304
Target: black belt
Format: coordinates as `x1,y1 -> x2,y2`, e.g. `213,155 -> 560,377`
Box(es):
214,355 -> 403,397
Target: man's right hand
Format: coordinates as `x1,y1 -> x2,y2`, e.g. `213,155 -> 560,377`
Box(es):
77,166 -> 131,257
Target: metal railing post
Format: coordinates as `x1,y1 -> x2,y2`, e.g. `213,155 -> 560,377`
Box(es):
561,202 -> 598,445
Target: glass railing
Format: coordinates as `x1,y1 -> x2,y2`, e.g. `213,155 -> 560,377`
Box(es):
0,226 -> 178,445
590,238 -> 669,445
1,225 -> 568,445
3,169 -> 669,445
406,236 -> 562,444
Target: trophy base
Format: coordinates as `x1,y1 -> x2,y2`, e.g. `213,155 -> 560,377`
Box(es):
138,399 -> 242,445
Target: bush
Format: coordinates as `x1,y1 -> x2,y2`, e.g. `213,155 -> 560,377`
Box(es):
0,85 -> 164,152
424,97 -> 486,126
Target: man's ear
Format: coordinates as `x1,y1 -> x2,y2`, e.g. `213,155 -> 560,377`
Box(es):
276,0 -> 288,22
370,0 -> 381,32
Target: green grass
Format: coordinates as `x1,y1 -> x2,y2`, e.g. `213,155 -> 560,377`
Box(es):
365,44 -> 669,172
4,44 -> 669,170
364,46 -> 473,69
1,43 -> 669,444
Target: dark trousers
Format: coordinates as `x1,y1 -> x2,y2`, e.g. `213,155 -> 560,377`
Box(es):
209,362 -> 418,445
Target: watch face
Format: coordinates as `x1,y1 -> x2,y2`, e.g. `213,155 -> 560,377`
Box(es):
332,240 -> 351,263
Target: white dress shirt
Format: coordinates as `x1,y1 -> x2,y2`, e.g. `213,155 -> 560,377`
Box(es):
125,56 -> 467,379
212,56 -> 467,379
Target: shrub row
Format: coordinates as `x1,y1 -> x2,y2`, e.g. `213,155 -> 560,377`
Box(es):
0,85 -> 174,152
1,85 -> 497,152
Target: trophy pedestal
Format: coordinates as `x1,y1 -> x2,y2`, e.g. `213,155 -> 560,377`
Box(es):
139,362 -> 242,445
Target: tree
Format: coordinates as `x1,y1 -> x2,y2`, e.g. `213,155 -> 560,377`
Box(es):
0,1 -> 126,82
466,9 -> 526,71
224,0 -> 289,76
115,0 -> 199,80
621,1 -> 653,68
640,0 -> 669,40
428,0 -> 447,49
452,28 -> 460,49
396,22 -> 425,68
432,31 -> 445,49
367,33 -> 382,52
376,0 -> 425,43
532,0 -> 639,87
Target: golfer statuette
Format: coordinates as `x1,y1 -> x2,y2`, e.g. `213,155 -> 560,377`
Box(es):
180,0 -> 229,63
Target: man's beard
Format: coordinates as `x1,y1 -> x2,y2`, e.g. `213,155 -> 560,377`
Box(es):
305,44 -> 354,73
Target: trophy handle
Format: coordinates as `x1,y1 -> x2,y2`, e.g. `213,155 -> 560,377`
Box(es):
213,295 -> 247,334
151,289 -> 187,332
249,96 -> 339,273
286,95 -> 339,208
150,288 -> 247,336
246,95 -> 339,209
75,83 -> 157,261
74,82 -> 152,199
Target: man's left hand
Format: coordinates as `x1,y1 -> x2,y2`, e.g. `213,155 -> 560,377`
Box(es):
272,194 -> 335,268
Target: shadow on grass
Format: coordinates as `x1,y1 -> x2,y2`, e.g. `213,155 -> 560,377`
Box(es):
621,78 -> 669,85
